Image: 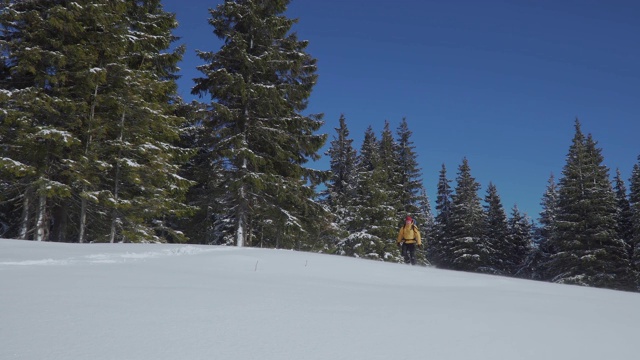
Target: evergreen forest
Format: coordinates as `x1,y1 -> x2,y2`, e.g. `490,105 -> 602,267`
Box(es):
1,1 -> 639,292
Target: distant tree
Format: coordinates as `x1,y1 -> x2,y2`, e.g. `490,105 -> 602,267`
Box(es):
483,182 -> 508,274
447,158 -> 487,272
529,174 -> 559,280
322,114 -> 358,249
395,118 -> 424,218
378,121 -> 402,233
431,164 -> 453,267
325,114 -> 357,214
415,187 -> 434,242
629,157 -> 640,289
613,169 -> 633,258
507,205 -> 533,277
546,120 -> 634,291
192,0 -> 328,247
340,126 -> 398,261
394,118 -> 432,264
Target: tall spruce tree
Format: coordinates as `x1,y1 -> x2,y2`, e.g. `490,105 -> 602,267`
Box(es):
530,174 -> 559,280
395,118 -> 429,225
447,158 -> 487,272
547,120 -> 633,290
431,163 -> 453,267
325,114 -> 357,213
0,0 -> 191,243
614,169 -> 633,258
342,126 -> 396,260
483,182 -> 508,274
629,157 -> 640,288
507,205 -> 533,277
100,0 -> 193,243
192,0 -> 328,247
323,114 -> 357,247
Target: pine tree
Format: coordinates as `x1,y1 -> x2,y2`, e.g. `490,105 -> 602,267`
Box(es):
342,126 -> 396,261
507,205 -> 533,277
325,114 -> 357,213
547,120 -> 633,290
99,0 -> 193,243
629,157 -> 640,289
483,182 -> 508,274
447,158 -> 487,272
395,118 -> 415,217
389,118 -> 434,265
530,174 -> 559,280
0,1 -> 191,243
175,100 -> 225,244
373,122 -> 399,255
192,0 -> 328,247
0,0 -> 93,241
322,114 -> 357,250
613,169 -> 633,258
431,164 -> 453,267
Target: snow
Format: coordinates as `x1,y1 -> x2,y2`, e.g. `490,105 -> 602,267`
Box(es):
1,238 -> 638,360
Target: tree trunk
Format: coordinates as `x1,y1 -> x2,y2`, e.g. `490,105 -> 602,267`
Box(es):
79,83 -> 99,244
35,184 -> 47,241
19,186 -> 32,240
109,111 -> 125,244
78,194 -> 87,243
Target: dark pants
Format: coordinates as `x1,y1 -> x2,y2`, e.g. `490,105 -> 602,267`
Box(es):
401,243 -> 416,265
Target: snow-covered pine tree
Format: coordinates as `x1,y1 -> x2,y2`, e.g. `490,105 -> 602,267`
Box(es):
174,100 -> 225,244
507,205 -> 533,277
192,0 -> 328,248
629,157 -> 640,289
0,1 -> 192,243
325,114 -> 358,232
0,0 -> 88,241
395,118 -> 430,225
547,120 -> 634,290
415,188 -> 434,241
447,157 -> 488,272
378,120 -> 402,226
529,174 -> 559,280
340,126 -> 395,260
101,0 -> 193,243
393,118 -> 432,264
613,169 -> 633,259
483,182 -> 508,274
431,164 -> 453,267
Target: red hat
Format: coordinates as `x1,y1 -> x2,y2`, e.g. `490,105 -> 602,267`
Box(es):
405,216 -> 413,222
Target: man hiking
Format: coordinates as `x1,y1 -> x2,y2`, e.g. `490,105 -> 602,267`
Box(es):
396,216 -> 421,265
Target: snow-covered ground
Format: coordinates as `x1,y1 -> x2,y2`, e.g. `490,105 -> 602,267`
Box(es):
1,238 -> 638,360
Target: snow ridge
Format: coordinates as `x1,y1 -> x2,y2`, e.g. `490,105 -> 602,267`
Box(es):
0,245 -> 216,266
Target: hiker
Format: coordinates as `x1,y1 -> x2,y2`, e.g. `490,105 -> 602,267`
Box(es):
396,216 -> 421,265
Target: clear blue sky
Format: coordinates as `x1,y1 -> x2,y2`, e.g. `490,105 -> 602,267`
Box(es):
164,0 -> 640,221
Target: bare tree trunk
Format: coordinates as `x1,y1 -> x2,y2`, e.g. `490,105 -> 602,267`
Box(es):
35,184 -> 47,241
19,187 -> 31,240
109,111 -> 125,244
79,82 -> 99,243
78,195 -> 87,243
236,216 -> 244,247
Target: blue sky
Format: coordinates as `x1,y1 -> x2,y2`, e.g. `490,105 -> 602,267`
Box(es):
164,0 -> 640,221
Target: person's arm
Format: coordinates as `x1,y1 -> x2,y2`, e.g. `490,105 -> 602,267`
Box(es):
397,228 -> 404,244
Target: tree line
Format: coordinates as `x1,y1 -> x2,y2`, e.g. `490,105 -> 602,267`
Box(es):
1,1 -> 639,292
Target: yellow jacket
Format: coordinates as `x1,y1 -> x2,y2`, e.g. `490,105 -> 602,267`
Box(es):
397,224 -> 421,246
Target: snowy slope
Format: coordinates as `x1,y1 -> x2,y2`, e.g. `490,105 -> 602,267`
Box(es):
1,238 -> 638,360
